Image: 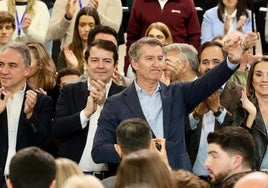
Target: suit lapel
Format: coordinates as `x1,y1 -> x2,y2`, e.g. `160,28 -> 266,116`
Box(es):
16,85 -> 30,146
124,83 -> 146,119
160,83 -> 171,138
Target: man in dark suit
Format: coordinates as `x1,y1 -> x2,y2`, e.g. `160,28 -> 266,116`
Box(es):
53,39 -> 125,179
92,34 -> 258,171
0,42 -> 53,187
187,41 -> 243,180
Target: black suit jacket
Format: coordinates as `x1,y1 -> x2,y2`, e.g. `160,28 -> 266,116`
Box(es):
52,81 -> 125,163
0,84 -> 53,186
186,81 -> 242,165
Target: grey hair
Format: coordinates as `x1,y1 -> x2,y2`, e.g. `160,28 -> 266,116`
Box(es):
128,37 -> 163,62
163,43 -> 199,74
0,42 -> 31,67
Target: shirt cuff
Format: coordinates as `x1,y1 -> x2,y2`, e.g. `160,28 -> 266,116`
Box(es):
227,57 -> 239,70
189,113 -> 199,130
80,110 -> 90,129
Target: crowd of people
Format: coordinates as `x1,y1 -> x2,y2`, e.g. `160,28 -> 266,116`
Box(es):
0,0 -> 268,188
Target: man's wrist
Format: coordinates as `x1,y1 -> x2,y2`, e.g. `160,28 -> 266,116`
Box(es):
64,14 -> 72,21
193,110 -> 202,121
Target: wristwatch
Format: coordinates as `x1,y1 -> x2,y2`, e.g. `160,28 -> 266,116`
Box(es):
213,106 -> 224,117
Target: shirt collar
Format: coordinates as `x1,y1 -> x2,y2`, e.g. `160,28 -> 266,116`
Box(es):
134,79 -> 161,94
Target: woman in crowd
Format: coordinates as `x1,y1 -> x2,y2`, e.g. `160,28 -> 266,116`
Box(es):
57,6 -> 100,73
114,149 -> 174,188
144,22 -> 173,46
55,158 -> 84,188
26,41 -> 57,102
232,57 -> 268,171
0,0 -> 50,45
201,0 -> 254,44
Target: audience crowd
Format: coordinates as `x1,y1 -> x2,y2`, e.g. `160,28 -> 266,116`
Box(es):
0,0 -> 268,188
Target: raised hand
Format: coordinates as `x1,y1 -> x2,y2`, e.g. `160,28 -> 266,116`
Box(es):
89,79 -> 106,105
22,14 -> 32,30
223,15 -> 230,35
63,47 -> 79,68
84,79 -> 106,118
237,15 -> 247,32
24,90 -> 37,119
84,95 -> 97,118
65,0 -> 77,20
89,0 -> 98,9
0,87 -> 10,114
206,90 -> 221,113
240,87 -> 256,128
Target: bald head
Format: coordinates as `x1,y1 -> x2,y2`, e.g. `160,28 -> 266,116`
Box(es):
234,172 -> 268,188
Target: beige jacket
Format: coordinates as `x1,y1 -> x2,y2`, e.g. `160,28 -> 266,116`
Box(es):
46,0 -> 122,49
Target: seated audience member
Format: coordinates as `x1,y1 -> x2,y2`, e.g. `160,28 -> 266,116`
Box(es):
144,22 -> 173,46
172,169 -> 210,188
62,175 -> 104,188
102,118 -> 167,188
0,11 -> 15,50
55,158 -> 83,188
56,68 -> 81,89
162,43 -> 198,85
6,147 -> 56,188
232,57 -> 268,171
53,39 -> 125,179
204,126 -> 254,188
47,0 -> 122,50
234,172 -> 268,188
92,33 -> 258,171
0,0 -> 50,45
0,42 -> 54,187
57,7 -> 100,73
114,149 -> 174,188
201,0 -> 254,44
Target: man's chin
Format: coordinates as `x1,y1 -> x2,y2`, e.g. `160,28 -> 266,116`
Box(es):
210,172 -> 228,185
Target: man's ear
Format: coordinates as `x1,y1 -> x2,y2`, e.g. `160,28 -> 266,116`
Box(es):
6,178 -> 13,188
114,144 -> 123,158
130,59 -> 138,72
232,155 -> 243,170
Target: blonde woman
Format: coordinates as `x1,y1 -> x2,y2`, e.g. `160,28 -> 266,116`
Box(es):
0,0 -> 50,45
55,158 -> 84,188
26,42 -> 56,92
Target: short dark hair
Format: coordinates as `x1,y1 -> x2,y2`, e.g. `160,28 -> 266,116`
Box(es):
207,126 -> 254,169
84,39 -> 118,64
87,25 -> 118,46
56,67 -> 81,86
9,147 -> 56,188
197,41 -> 227,63
116,118 -> 152,155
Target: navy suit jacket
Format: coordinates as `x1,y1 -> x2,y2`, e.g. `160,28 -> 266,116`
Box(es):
92,60 -> 238,170
52,81 -> 125,163
0,84 -> 53,186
